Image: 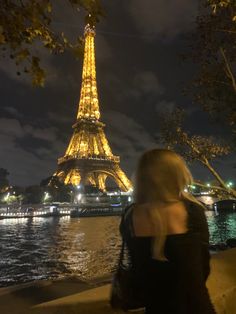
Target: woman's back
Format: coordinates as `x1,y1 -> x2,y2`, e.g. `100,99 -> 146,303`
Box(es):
132,201 -> 188,237
120,201 -> 215,314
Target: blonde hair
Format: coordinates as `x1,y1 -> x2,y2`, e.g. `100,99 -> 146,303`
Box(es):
134,149 -> 203,260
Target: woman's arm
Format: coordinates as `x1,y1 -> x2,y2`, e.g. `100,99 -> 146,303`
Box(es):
179,234 -> 215,314
188,202 -> 211,279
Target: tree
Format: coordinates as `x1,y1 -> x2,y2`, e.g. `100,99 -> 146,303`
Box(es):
0,0 -> 103,86
40,175 -> 58,187
187,0 -> 236,141
159,108 -> 236,198
24,185 -> 43,203
40,176 -> 76,202
0,168 -> 10,192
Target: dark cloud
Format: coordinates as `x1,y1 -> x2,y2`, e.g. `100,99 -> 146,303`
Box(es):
0,41 -> 58,86
0,132 -> 55,185
48,111 -> 73,124
96,34 -> 113,62
103,110 -> 158,176
0,118 -> 59,142
25,126 -> 58,141
129,0 -> 198,39
0,118 -> 25,137
3,106 -> 22,117
133,71 -> 164,96
0,118 -> 67,185
156,100 -> 176,113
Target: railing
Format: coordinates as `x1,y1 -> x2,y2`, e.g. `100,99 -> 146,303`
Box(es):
58,155 -> 120,164
0,207 -> 71,219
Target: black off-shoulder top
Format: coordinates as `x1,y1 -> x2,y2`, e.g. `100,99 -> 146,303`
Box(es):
119,201 -> 216,314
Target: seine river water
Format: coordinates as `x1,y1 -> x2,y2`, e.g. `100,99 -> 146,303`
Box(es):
0,211 -> 236,287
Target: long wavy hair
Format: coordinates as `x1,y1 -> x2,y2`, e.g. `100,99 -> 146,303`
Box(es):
134,149 -> 202,260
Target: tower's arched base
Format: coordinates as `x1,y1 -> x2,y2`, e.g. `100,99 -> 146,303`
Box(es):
53,158 -> 132,192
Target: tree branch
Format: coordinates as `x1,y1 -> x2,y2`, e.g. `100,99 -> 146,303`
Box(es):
194,182 -> 229,193
212,80 -> 231,87
220,47 -> 236,92
215,29 -> 236,34
201,159 -> 236,197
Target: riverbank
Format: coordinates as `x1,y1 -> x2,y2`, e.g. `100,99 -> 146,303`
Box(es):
0,248 -> 236,314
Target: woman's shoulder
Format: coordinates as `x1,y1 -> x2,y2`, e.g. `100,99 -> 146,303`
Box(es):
186,200 -> 207,219
121,203 -> 158,237
125,202 -> 188,237
185,200 -> 209,240
119,204 -> 135,235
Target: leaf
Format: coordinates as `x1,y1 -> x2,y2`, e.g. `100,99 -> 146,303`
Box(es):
47,3 -> 52,13
71,44 -> 83,59
15,48 -> 30,62
0,0 -> 102,86
0,26 -> 5,44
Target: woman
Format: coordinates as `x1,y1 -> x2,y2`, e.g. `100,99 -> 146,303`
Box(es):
120,149 -> 216,314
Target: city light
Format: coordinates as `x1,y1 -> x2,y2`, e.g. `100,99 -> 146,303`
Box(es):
4,192 -> 10,202
43,192 -> 50,201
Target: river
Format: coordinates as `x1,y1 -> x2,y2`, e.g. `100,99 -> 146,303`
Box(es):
0,211 -> 236,287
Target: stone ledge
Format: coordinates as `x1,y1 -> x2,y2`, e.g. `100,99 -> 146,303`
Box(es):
0,248 -> 235,314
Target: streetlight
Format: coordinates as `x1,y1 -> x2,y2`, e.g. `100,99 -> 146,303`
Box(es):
70,191 -> 74,203
43,192 -> 50,202
4,192 -> 10,211
227,181 -> 233,188
4,192 -> 10,202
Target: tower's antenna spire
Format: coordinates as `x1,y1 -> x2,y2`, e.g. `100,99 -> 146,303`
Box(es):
77,14 -> 99,121
85,13 -> 96,27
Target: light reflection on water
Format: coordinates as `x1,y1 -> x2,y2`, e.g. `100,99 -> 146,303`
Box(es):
206,211 -> 236,244
0,216 -> 121,287
0,211 -> 236,287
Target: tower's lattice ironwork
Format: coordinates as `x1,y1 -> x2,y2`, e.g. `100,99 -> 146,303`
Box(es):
53,23 -> 132,191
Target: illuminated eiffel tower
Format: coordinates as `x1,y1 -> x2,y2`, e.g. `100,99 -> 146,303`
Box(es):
53,21 -> 132,191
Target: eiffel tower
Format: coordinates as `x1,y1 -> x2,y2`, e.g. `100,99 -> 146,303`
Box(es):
53,21 -> 132,192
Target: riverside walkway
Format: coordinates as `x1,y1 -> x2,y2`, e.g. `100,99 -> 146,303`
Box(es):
0,248 -> 236,314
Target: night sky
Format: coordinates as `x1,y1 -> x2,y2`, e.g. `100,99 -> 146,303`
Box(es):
0,0 -> 235,187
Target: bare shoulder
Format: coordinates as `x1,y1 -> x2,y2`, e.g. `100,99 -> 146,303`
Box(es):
132,204 -> 156,236
132,202 -> 188,236
164,201 -> 188,218
164,201 -> 188,234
